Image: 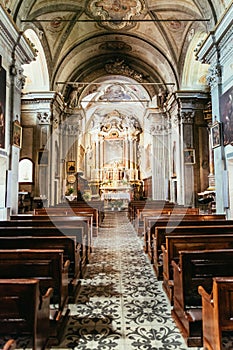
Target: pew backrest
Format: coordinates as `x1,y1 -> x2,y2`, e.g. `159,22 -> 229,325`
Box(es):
0,278 -> 53,350
0,249 -> 69,310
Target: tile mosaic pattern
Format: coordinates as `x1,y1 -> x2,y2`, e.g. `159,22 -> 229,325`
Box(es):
1,211 -> 233,349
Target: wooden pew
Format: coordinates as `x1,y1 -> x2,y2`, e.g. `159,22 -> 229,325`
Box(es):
128,200 -> 175,224
198,276 -> 233,350
171,250 -> 233,347
9,214 -> 92,268
0,249 -> 70,344
0,235 -> 80,300
152,222 -> 233,279
144,215 -> 227,263
0,249 -> 69,310
0,278 -> 53,350
135,207 -> 200,235
0,222 -> 88,277
144,213 -> 226,247
145,214 -> 226,255
34,206 -> 99,236
161,232 -> 233,303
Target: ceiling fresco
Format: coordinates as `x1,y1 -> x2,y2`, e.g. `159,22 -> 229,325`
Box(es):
3,0 -> 231,114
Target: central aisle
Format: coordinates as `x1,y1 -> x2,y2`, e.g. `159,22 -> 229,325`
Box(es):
51,211 -> 203,350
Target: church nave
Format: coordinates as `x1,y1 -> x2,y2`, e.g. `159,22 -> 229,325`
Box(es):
48,211 -> 202,350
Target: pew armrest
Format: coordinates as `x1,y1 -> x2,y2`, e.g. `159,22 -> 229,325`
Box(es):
3,339 -> 16,350
40,287 -> 54,310
198,285 -> 213,304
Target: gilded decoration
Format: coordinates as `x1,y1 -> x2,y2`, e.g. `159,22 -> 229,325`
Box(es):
87,0 -> 145,29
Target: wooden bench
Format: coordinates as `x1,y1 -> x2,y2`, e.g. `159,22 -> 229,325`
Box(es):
144,215 -> 227,264
0,278 -> 53,350
34,206 -> 99,236
162,232 -> 233,303
198,276 -> 233,350
145,214 -> 226,255
0,249 -> 70,344
10,214 -> 92,263
135,207 -> 200,235
0,249 -> 69,309
153,222 -> 233,279
171,249 -> 233,347
0,235 -> 80,300
0,223 -> 87,277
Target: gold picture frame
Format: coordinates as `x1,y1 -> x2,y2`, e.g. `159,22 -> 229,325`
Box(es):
12,120 -> 22,148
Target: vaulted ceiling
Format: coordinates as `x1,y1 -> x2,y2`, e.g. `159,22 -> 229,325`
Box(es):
4,0 -> 231,101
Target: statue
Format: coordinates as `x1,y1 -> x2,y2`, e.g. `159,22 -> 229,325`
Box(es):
67,85 -> 83,109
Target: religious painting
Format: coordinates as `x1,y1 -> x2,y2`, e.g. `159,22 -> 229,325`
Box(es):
67,161 -> 76,173
104,139 -> 123,165
184,148 -> 195,164
210,122 -> 222,148
0,66 -> 6,149
12,120 -> 22,148
220,85 -> 233,145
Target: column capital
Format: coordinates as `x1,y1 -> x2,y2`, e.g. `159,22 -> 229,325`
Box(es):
180,111 -> 195,124
37,111 -> 51,124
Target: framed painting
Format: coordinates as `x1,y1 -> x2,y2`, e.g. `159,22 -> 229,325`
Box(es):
184,148 -> 195,164
210,122 -> 222,148
220,85 -> 233,145
12,120 -> 22,148
67,161 -> 76,173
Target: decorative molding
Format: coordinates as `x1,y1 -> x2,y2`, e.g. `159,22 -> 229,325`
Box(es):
87,0 -> 145,30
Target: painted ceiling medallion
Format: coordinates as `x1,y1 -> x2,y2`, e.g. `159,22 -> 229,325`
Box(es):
87,0 -> 145,29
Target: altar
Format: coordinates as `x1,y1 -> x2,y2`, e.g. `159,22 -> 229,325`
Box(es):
100,182 -> 132,209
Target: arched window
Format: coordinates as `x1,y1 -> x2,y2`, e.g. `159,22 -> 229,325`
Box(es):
18,158 -> 34,183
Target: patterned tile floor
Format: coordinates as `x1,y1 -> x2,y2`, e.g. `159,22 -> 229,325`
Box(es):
49,211 -> 203,350
2,211 -> 233,349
